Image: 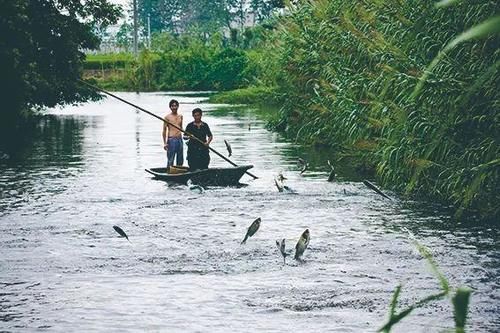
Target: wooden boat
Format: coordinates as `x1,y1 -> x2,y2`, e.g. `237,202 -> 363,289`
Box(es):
145,165 -> 254,186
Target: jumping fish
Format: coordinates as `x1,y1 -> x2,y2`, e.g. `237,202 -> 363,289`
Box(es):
277,172 -> 287,182
275,172 -> 293,192
298,158 -> 309,175
276,238 -> 287,264
224,139 -> 232,157
241,217 -> 261,244
362,180 -> 392,200
274,177 -> 284,192
327,160 -> 336,182
187,179 -> 205,194
113,225 -> 130,242
294,229 -> 310,261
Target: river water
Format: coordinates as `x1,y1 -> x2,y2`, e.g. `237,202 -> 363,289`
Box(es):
0,92 -> 498,332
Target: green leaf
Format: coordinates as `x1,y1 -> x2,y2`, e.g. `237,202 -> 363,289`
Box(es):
412,15 -> 500,99
452,287 -> 472,332
389,285 -> 402,318
378,306 -> 415,332
435,0 -> 461,8
413,240 -> 450,293
447,16 -> 500,48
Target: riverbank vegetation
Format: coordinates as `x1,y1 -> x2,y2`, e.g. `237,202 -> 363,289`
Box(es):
256,0 -> 499,222
83,24 -> 278,92
211,0 -> 498,223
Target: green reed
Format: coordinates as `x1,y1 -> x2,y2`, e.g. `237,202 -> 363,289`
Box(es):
260,0 -> 499,221
379,237 -> 471,332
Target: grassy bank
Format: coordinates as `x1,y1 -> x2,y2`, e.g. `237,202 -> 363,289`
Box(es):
257,0 -> 500,222
83,31 -> 272,92
209,1 -> 499,222
208,86 -> 280,105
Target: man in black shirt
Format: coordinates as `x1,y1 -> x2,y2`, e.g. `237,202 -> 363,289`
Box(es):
185,108 -> 213,171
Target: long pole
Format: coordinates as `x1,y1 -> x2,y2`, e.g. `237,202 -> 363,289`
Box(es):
78,80 -> 258,179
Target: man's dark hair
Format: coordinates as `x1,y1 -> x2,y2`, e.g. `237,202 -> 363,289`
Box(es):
192,108 -> 203,115
169,99 -> 179,107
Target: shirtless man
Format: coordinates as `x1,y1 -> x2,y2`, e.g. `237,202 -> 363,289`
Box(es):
162,99 -> 184,167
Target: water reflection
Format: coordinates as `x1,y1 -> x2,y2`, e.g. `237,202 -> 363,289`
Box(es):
0,116 -> 87,214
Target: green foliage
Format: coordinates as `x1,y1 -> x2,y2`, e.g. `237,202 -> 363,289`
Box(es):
84,53 -> 134,70
87,31 -> 268,91
209,48 -> 249,90
0,0 -> 121,126
453,287 -> 472,333
209,86 -> 279,104
137,0 -> 283,35
251,0 -> 500,221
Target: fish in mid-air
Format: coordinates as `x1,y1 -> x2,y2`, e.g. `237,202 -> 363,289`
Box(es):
327,160 -> 336,182
297,158 -> 309,175
275,172 -> 294,192
276,238 -> 288,264
241,217 -> 261,244
224,139 -> 232,157
274,177 -> 284,192
187,179 -> 205,194
113,225 -> 130,242
362,180 -> 392,200
294,229 -> 310,261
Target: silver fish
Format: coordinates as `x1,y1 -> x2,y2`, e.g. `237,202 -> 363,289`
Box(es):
277,172 -> 287,182
187,179 -> 205,193
113,225 -> 130,242
274,177 -> 284,192
327,160 -> 336,182
241,217 -> 261,244
224,139 -> 232,157
300,164 -> 309,175
276,238 -> 287,264
298,158 -> 309,175
294,229 -> 310,260
362,180 -> 392,200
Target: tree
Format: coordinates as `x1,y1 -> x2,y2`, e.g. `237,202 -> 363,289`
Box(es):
249,0 -> 284,23
0,0 -> 121,126
137,0 -> 248,36
116,22 -> 134,51
137,0 -> 184,34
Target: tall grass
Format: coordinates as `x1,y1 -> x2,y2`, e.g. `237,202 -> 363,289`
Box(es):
261,0 -> 499,221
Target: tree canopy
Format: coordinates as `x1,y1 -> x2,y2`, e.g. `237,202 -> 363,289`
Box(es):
0,0 -> 121,125
137,0 -> 284,35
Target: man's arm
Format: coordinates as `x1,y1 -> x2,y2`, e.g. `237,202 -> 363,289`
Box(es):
162,119 -> 169,150
205,124 -> 213,146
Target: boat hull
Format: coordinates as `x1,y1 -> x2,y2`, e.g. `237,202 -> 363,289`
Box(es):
145,165 -> 253,186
